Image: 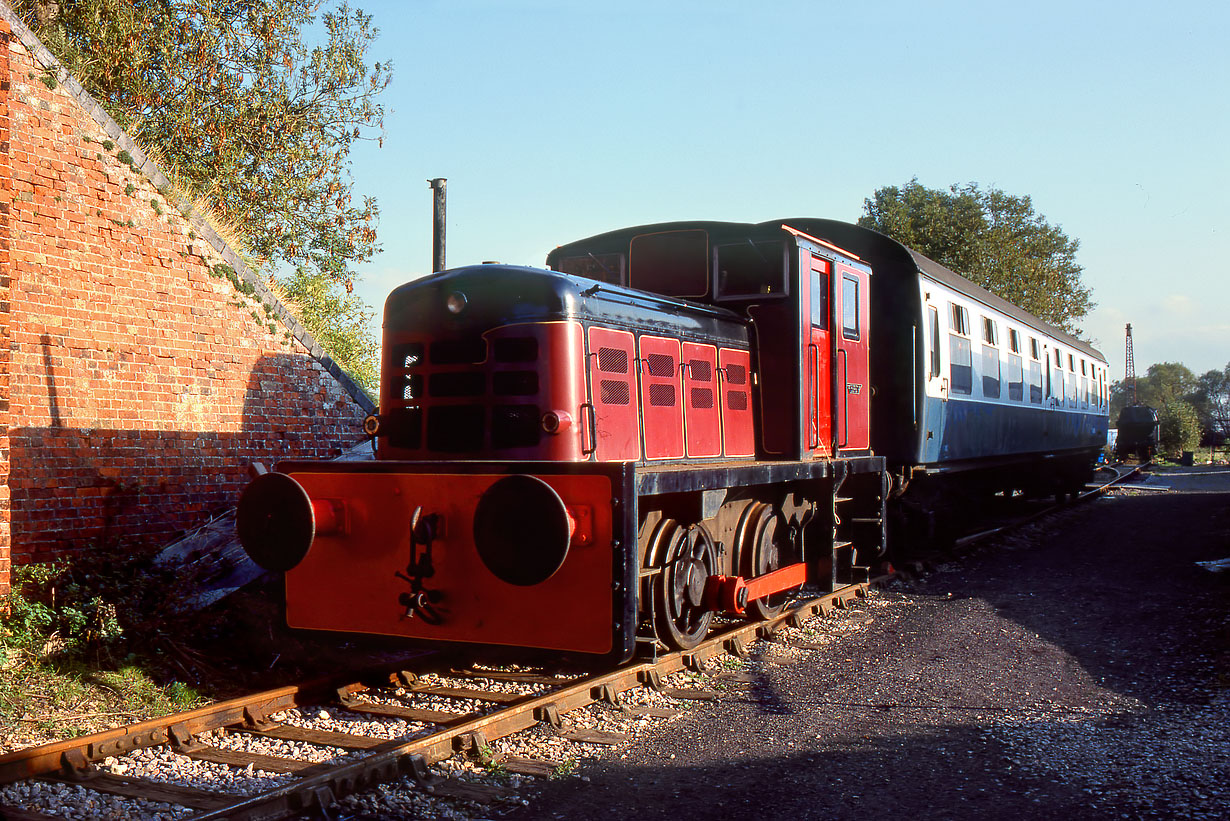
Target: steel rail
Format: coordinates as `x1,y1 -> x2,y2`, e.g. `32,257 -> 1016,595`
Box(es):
952,463 -> 1142,549
189,583 -> 869,820
0,584 -> 868,819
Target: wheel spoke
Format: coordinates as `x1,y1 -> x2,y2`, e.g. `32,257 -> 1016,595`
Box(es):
652,521 -> 715,650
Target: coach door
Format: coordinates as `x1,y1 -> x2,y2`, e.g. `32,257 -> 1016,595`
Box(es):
804,253 -> 832,457
836,262 -> 871,452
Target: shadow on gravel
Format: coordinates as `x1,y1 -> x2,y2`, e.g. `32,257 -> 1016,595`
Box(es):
912,487 -> 1229,708
503,481 -> 1229,821
505,727 -> 1160,821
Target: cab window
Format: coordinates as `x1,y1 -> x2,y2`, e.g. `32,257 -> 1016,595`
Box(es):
715,240 -> 787,299
841,275 -> 860,340
630,230 -> 708,297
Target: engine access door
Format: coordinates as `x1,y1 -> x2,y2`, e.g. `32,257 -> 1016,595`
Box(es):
836,261 -> 871,452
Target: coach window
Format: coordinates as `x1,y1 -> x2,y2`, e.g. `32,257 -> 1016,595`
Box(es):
948,303 -> 972,395
1006,329 -> 1023,401
929,306 -> 941,377
981,317 -> 1000,398
1066,362 -> 1078,408
1052,349 -> 1064,404
951,303 -> 969,335
715,240 -> 787,299
842,275 -> 860,339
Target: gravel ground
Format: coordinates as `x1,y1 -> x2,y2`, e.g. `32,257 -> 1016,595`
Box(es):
1,467 -> 1224,820
497,467 -> 1229,821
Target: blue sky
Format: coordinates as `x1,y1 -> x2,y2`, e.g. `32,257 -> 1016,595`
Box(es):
346,0 -> 1228,381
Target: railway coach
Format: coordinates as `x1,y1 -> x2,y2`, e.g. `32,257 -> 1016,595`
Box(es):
760,219 -> 1111,542
236,219 -> 1107,663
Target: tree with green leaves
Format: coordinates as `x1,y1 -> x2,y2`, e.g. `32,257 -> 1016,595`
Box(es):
1109,361 -> 1198,424
14,0 -> 389,392
1157,399 -> 1201,454
1185,364 -> 1230,450
859,180 -> 1093,333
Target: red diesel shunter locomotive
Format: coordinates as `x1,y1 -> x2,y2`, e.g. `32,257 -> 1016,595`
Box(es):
236,221 -> 895,664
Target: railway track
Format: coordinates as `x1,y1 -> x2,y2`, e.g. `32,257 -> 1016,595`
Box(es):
0,466 -> 1143,820
0,584 -> 870,820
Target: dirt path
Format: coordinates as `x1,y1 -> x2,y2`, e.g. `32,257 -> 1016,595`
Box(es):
504,469 -> 1229,820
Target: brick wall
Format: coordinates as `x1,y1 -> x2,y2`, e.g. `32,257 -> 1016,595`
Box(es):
0,16 -> 12,598
0,12 -> 372,580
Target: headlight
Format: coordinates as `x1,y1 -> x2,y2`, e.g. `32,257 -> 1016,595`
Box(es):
446,291 -> 468,314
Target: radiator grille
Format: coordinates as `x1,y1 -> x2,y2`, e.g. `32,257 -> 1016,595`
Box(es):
427,404 -> 485,451
649,383 -> 676,407
601,380 -> 631,405
645,353 -> 675,377
597,347 -> 629,373
493,371 -> 539,396
690,388 -> 714,409
492,405 -> 541,448
688,360 -> 713,381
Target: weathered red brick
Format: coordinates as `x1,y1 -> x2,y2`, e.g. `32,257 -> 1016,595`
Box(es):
0,14 -> 369,589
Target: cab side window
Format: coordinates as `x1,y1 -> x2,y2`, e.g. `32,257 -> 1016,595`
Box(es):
842,275 -> 860,340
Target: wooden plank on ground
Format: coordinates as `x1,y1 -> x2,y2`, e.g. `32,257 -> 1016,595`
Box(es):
242,723 -> 387,750
622,706 -> 679,719
411,686 -> 526,704
426,778 -> 516,804
660,687 -> 720,701
557,728 -> 627,745
43,772 -> 233,810
459,670 -> 577,686
496,755 -> 560,778
341,702 -> 472,725
714,671 -> 757,683
176,744 -> 317,774
0,805 -> 69,821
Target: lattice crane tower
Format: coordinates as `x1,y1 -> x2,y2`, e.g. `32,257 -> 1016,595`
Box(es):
1125,323 -> 1137,406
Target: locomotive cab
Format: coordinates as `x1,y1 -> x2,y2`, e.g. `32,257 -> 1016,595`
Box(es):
549,222 -> 875,461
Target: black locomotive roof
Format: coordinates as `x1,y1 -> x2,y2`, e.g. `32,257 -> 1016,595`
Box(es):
549,219 -> 1104,363
384,263 -> 747,343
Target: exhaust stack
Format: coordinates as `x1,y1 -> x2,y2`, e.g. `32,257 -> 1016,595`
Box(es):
429,177 -> 446,272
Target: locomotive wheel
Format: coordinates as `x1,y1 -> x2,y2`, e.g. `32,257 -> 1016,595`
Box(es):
652,520 -> 717,650
740,502 -> 800,621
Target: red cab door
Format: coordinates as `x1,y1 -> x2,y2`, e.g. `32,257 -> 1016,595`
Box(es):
804,253 -> 832,457
835,263 -> 872,452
